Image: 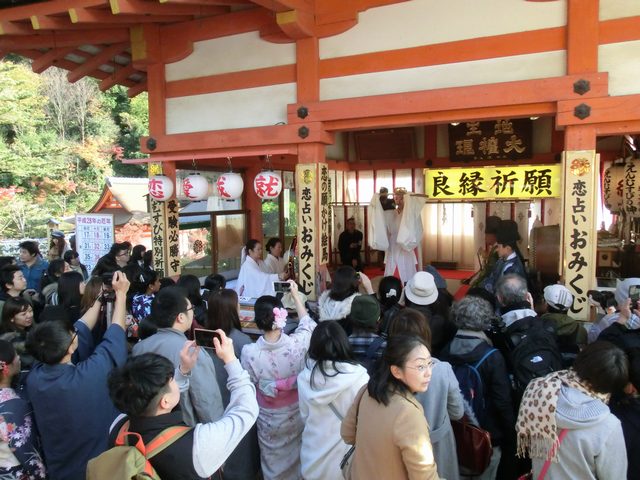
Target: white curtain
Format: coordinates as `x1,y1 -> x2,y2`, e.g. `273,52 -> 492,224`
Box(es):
421,202 -> 476,270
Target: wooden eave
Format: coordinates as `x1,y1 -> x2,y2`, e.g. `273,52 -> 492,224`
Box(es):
0,0 -> 406,96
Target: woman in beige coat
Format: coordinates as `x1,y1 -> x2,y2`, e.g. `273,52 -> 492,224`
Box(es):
341,335 -> 440,480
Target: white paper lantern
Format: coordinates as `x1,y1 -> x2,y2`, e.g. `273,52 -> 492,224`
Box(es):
148,175 -> 174,201
216,172 -> 244,200
182,174 -> 209,201
254,171 -> 283,200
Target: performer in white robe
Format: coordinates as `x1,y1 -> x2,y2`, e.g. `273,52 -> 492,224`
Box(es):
263,238 -> 287,274
236,239 -> 288,298
369,187 -> 424,283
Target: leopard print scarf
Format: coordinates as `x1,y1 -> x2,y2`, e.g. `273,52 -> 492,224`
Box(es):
516,369 -> 609,462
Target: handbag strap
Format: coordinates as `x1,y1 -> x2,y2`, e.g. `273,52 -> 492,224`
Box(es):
537,429 -> 568,480
328,402 -> 343,421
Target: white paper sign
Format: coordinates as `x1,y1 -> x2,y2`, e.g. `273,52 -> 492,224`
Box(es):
75,213 -> 115,275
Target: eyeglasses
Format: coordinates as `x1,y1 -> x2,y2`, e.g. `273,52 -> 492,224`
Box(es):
117,252 -> 130,258
404,360 -> 435,373
184,305 -> 195,314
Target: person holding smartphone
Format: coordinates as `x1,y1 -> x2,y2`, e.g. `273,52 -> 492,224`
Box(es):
590,278 -> 640,345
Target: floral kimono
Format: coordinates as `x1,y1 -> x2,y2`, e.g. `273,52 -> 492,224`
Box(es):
240,315 -> 316,480
0,388 -> 46,480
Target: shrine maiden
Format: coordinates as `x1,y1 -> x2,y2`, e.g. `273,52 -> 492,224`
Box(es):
236,240 -> 288,298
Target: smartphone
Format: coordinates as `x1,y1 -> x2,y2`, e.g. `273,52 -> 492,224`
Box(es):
194,328 -> 221,349
273,281 -> 291,293
630,285 -> 640,305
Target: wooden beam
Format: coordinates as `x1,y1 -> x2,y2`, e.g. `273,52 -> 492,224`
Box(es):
595,120 -> 640,136
125,145 -> 298,163
557,95 -> 640,127
32,46 -> 75,73
159,0 -> 248,5
0,21 -> 34,35
250,0 -> 313,13
30,14 -> 95,30
0,0 -> 107,22
109,0 -> 226,16
287,73 -> 608,124
99,63 -> 136,91
567,0 -> 598,74
323,102 -> 557,131
127,79 -> 147,97
0,29 -> 129,49
276,9 -> 315,38
140,122 -> 333,154
69,7 -> 191,24
67,42 -> 128,82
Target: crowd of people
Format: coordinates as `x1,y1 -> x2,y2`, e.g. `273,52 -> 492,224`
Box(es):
0,232 -> 637,480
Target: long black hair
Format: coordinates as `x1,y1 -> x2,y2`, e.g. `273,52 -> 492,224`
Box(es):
206,289 -> 242,335
367,334 -> 429,406
57,271 -> 84,309
307,321 -> 358,389
329,266 -> 359,301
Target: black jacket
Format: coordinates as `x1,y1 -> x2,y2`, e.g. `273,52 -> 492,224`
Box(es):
598,322 -> 640,353
440,334 -> 515,447
610,396 -> 640,480
110,411 -> 205,480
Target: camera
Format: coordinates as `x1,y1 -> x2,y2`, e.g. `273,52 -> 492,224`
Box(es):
587,289 -> 616,311
194,329 -> 221,349
101,272 -> 116,302
273,281 -> 291,293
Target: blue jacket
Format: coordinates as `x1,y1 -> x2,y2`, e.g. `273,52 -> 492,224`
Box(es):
26,321 -> 127,480
18,256 -> 48,292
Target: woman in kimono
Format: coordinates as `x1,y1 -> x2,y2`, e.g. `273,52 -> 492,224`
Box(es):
240,281 -> 316,480
235,239 -> 288,298
263,238 -> 287,274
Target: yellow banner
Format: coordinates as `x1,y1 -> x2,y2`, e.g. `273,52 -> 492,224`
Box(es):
424,164 -> 561,200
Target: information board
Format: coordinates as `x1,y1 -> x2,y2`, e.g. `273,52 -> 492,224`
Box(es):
75,213 -> 115,275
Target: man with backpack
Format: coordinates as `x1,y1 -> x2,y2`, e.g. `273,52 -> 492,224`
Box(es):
95,331 -> 258,480
492,274 -> 563,399
441,295 -> 515,480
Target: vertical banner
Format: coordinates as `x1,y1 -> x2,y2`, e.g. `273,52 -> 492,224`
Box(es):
149,198 -> 166,277
75,213 -> 115,275
296,164 -> 318,299
562,151 -> 599,321
165,198 -> 181,277
148,163 -> 181,277
319,164 -> 331,265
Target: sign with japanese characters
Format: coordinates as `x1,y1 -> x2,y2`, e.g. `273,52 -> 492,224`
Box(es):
75,213 -> 115,275
148,164 -> 181,278
562,151 -> 599,321
319,164 -> 331,265
424,165 -> 561,200
150,197 -> 167,276
448,119 -> 532,162
165,199 -> 181,277
296,164 -> 318,299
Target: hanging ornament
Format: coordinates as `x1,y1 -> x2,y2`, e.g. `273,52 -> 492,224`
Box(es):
182,174 -> 209,201
216,172 -> 244,200
148,175 -> 174,201
254,171 -> 282,200
604,161 -> 625,214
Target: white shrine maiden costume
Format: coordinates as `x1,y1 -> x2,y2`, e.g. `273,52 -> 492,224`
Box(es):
235,256 -> 278,298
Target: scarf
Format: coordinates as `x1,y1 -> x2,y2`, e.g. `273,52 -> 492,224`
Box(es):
516,369 -> 609,462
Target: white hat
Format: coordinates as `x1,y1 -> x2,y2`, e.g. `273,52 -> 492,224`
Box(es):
544,284 -> 573,311
405,272 -> 439,306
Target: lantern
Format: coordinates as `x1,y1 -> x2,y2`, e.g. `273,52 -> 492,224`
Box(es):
216,172 -> 244,200
254,171 -> 283,200
182,174 -> 209,201
148,175 -> 174,201
603,163 -> 625,214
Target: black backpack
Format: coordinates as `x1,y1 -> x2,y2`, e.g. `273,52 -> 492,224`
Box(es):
505,316 -> 562,395
450,348 -> 497,424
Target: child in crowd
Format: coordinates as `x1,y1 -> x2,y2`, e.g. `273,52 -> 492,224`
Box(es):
347,295 -> 386,374
240,281 -> 316,480
131,270 -> 160,323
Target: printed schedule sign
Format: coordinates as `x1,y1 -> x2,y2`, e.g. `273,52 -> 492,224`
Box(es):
75,214 -> 115,275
